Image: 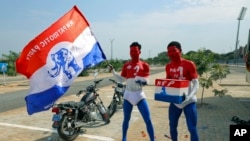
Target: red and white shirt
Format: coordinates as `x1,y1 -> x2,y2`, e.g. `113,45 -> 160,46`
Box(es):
166,59 -> 197,81
120,60 -> 150,105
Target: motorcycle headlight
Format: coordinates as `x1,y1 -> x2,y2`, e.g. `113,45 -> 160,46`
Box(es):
67,108 -> 73,113
116,87 -> 124,93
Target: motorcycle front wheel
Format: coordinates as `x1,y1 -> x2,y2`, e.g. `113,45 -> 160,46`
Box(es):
107,99 -> 118,118
117,93 -> 123,105
57,115 -> 80,141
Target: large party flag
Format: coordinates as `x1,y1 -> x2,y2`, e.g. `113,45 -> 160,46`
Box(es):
16,5 -> 106,115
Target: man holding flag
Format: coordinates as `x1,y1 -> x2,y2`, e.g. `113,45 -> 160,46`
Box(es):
16,5 -> 106,115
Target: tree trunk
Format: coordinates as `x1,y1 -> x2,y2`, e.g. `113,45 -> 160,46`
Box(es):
201,87 -> 205,106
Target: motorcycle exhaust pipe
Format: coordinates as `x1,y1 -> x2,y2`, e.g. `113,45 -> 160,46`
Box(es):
74,122 -> 85,128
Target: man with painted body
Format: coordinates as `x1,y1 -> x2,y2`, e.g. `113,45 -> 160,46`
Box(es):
165,41 -> 199,141
109,42 -> 155,141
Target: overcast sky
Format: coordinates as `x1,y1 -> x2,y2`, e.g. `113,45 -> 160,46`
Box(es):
0,0 -> 250,59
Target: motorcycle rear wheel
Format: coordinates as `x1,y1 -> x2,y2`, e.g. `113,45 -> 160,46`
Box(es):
57,115 -> 80,141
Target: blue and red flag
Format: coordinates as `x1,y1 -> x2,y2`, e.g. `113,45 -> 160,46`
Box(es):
16,6 -> 106,115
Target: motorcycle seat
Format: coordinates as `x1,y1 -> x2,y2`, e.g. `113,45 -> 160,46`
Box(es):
59,101 -> 85,108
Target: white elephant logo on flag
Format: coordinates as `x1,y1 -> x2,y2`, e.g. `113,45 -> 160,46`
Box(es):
48,48 -> 81,79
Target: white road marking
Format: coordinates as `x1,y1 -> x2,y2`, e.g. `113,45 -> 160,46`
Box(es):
239,99 -> 250,101
0,122 -> 114,141
119,109 -> 139,112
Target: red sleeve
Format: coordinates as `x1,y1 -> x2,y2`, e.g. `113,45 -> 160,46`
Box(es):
142,62 -> 150,77
187,61 -> 198,79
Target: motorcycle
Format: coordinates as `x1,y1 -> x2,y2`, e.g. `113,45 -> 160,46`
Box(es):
51,75 -> 116,141
107,79 -> 126,117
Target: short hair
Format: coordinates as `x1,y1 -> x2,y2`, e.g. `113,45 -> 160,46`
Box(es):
130,42 -> 141,50
167,41 -> 182,52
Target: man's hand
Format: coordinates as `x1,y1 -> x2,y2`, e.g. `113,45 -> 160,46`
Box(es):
108,64 -> 114,72
135,80 -> 147,86
182,93 -> 191,104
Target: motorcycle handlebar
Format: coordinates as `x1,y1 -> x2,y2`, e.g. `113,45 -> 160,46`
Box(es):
109,79 -> 125,87
94,79 -> 103,85
109,79 -> 117,84
76,89 -> 85,96
77,79 -> 103,96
